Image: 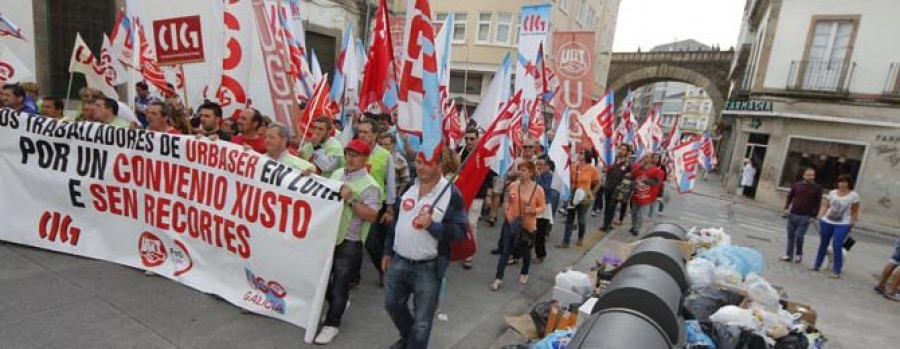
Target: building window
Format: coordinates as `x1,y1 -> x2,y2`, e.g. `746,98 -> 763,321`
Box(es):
778,137 -> 865,190
433,12 -> 447,34
452,13 -> 467,43
797,18 -> 858,91
450,72 -> 482,95
477,12 -> 492,43
559,0 -> 569,14
494,12 -> 512,44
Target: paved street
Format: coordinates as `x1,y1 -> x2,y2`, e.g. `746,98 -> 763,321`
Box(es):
2,176 -> 898,348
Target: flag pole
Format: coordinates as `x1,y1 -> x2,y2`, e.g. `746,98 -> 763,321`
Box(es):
63,72 -> 74,114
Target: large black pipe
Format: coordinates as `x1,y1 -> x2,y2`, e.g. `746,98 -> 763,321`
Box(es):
591,264 -> 683,346
642,222 -> 687,241
568,308 -> 671,349
618,238 -> 689,293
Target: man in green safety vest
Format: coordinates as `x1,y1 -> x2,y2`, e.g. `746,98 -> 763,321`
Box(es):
314,139 -> 381,345
300,116 -> 345,178
356,118 -> 397,286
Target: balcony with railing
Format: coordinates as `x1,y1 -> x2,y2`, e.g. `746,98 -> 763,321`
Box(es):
882,63 -> 900,98
786,60 -> 856,94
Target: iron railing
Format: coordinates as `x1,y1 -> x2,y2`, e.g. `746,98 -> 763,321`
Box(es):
882,63 -> 900,97
786,60 -> 855,93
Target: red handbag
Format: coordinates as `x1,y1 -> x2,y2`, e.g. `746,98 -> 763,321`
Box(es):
450,222 -> 477,261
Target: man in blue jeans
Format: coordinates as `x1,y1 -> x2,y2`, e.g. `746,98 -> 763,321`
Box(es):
382,150 -> 466,349
781,168 -> 822,263
314,140 -> 382,344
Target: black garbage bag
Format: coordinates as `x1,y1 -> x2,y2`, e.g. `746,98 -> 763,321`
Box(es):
530,301 -> 554,336
713,324 -> 769,349
774,332 -> 809,349
684,286 -> 745,321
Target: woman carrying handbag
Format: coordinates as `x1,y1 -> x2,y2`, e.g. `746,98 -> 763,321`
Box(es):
492,160 -> 546,291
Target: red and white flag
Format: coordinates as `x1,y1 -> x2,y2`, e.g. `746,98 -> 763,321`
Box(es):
211,0 -> 253,119
664,114 -> 682,152
297,74 -> 338,141
396,0 -> 443,163
359,0 -> 397,113
578,90 -> 615,167
134,18 -> 174,96
0,43 -> 34,84
442,100 -> 463,148
548,107 -> 573,201
456,90 -> 523,209
109,8 -> 135,68
100,34 -> 127,87
69,33 -> 119,98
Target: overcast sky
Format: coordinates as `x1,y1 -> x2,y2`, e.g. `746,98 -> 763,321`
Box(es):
612,0 -> 746,52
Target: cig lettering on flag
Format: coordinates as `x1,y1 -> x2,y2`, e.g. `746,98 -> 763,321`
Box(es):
515,4 -> 551,101
125,0 -> 225,113
397,0 -> 442,162
672,136 -> 702,193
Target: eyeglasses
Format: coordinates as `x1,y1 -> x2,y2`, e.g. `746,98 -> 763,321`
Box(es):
465,137 -> 477,141
523,145 -> 535,149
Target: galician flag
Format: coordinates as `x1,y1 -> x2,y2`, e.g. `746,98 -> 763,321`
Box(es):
672,135 -> 702,193
549,108 -> 573,202
396,0 -> 443,163
579,90 -> 615,167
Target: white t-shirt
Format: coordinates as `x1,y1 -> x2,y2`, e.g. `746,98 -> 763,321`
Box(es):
740,164 -> 756,187
822,190 -> 859,225
393,177 -> 451,260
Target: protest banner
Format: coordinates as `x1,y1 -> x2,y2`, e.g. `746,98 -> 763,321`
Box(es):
552,31 -> 596,149
0,108 -> 343,343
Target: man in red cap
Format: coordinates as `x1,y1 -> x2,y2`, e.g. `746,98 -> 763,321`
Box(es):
314,139 -> 381,345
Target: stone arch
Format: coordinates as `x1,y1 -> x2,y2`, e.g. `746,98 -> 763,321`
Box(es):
608,64 -> 726,117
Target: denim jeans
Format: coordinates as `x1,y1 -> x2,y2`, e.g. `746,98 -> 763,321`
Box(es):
562,203 -> 590,245
495,221 -> 532,280
814,220 -> 851,274
785,213 -> 812,258
384,256 -> 441,349
324,240 -> 363,327
630,202 -> 651,233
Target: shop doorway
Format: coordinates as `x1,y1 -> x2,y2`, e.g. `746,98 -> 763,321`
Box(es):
742,133 -> 769,198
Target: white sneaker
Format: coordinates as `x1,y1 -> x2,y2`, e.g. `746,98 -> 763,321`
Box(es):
437,312 -> 449,322
314,326 -> 340,344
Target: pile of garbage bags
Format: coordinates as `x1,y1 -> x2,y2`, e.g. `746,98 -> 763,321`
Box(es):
683,227 -> 826,349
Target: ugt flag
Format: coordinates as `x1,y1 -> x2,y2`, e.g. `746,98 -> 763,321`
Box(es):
672,135 -> 702,193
